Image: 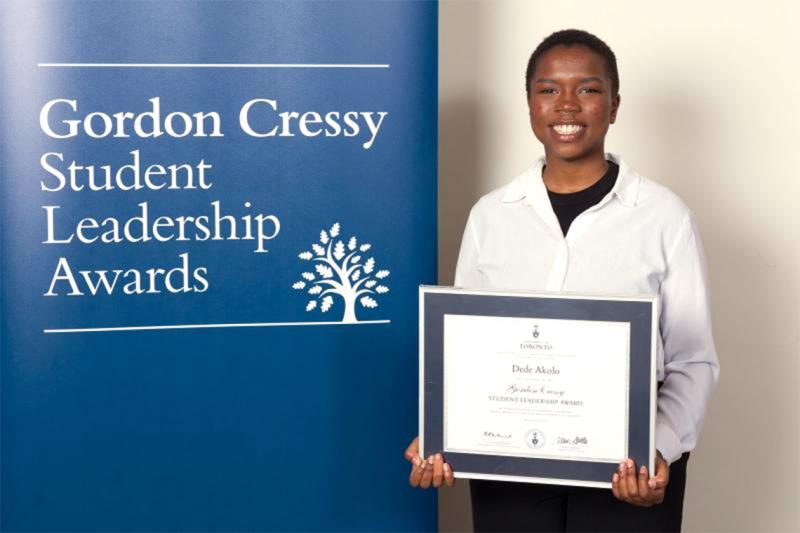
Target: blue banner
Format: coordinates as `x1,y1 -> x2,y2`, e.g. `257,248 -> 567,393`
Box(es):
1,1 -> 437,530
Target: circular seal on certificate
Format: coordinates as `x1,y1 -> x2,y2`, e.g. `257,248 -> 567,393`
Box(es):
525,429 -> 546,450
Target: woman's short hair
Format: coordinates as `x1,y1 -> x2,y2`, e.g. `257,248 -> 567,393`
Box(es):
525,29 -> 619,97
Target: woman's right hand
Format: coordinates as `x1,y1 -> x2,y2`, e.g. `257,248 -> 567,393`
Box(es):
404,436 -> 456,488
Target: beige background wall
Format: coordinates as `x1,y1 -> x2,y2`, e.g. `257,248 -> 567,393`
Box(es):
438,1 -> 800,531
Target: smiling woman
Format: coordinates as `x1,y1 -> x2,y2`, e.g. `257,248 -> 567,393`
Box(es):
405,29 -> 719,533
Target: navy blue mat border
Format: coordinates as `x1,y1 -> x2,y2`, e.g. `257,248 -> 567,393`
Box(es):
422,290 -> 654,485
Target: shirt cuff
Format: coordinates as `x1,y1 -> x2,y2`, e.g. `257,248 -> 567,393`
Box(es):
655,421 -> 683,464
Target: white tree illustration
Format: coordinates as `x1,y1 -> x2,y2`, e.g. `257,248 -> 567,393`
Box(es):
292,222 -> 390,323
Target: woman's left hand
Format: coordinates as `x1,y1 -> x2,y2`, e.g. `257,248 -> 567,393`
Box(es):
611,454 -> 670,507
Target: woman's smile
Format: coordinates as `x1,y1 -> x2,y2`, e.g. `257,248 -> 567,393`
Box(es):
549,122 -> 587,141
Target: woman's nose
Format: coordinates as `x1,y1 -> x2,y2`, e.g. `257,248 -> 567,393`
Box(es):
555,94 -> 580,113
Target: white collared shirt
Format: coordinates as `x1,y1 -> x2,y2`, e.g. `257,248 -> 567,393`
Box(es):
454,153 -> 719,463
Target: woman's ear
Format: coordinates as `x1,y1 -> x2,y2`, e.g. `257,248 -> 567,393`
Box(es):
610,93 -> 621,124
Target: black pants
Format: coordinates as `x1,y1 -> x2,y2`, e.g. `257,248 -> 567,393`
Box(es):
470,453 -> 690,532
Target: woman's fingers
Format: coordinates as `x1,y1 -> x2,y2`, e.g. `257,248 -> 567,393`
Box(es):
654,455 -> 670,487
650,461 -> 668,503
404,437 -> 420,463
432,454 -> 444,487
409,456 -> 424,487
612,458 -> 669,506
647,455 -> 669,503
419,455 -> 434,489
624,459 -> 646,504
637,465 -> 653,502
617,461 -> 630,500
443,461 -> 456,487
408,447 -> 456,489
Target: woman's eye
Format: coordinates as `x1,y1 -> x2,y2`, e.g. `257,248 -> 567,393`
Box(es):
579,88 -> 600,94
538,88 -> 556,94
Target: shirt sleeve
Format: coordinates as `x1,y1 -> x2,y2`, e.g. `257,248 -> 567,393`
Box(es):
656,212 -> 720,463
454,209 -> 484,289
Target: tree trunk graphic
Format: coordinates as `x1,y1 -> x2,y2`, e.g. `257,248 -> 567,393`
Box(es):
292,223 -> 390,323
342,294 -> 358,323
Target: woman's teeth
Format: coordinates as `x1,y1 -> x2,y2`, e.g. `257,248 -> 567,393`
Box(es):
553,124 -> 584,135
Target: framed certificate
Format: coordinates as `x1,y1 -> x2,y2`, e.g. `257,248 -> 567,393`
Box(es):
419,286 -> 658,488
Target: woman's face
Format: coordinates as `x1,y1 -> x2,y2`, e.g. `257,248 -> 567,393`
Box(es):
528,44 -> 620,164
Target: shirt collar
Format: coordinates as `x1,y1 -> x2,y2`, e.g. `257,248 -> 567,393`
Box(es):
500,153 -> 641,208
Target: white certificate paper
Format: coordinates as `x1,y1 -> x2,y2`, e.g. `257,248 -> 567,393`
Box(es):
443,314 -> 630,463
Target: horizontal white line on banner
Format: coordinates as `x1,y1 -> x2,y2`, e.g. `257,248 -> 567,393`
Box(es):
44,320 -> 391,334
37,63 -> 390,69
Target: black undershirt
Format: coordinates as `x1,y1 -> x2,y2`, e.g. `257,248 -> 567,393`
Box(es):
545,161 -> 619,236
